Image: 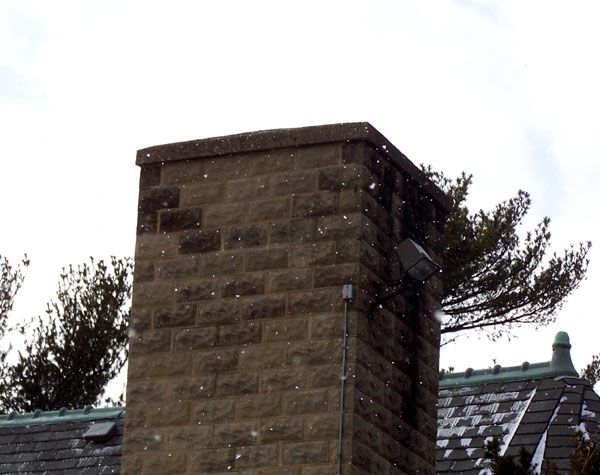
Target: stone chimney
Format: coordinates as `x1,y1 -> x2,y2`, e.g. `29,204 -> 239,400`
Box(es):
122,123 -> 451,474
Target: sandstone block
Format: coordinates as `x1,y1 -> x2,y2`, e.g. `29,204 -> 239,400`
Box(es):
147,401 -> 189,427
123,428 -> 164,452
129,330 -> 171,356
222,273 -> 265,297
270,218 -> 314,244
282,441 -> 328,465
242,294 -> 286,320
238,343 -> 285,369
200,251 -> 243,276
178,229 -> 221,254
156,257 -> 200,281
159,207 -> 202,233
224,225 -> 267,249
272,170 -> 316,196
173,326 -> 217,351
297,144 -> 341,169
172,375 -> 216,400
197,299 -> 241,326
227,176 -> 269,201
194,348 -> 239,374
218,321 -> 261,346
189,448 -> 234,473
318,165 -> 363,191
233,444 -> 279,469
138,186 -> 180,213
180,182 -> 224,206
147,352 -> 191,377
267,268 -> 312,292
248,197 -> 290,222
308,364 -> 340,388
176,279 -> 218,304
307,413 -> 340,439
289,242 -> 336,267
144,452 -> 187,474
288,289 -> 335,315
260,417 -> 304,443
285,390 -> 329,415
314,263 -> 359,288
236,393 -> 283,419
135,234 -> 178,259
292,192 -> 338,218
127,380 -> 170,404
263,318 -> 308,342
154,304 -> 196,328
216,372 -> 259,396
133,261 -> 155,283
250,148 -> 295,175
191,398 -> 235,423
262,367 -> 307,392
139,165 -> 161,189
167,425 -> 212,450
245,247 -> 289,272
203,203 -> 245,228
214,421 -> 258,447
315,214 -> 361,241
286,340 -> 332,366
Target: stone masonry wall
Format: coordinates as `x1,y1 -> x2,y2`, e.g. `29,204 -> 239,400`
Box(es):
122,124 -> 449,475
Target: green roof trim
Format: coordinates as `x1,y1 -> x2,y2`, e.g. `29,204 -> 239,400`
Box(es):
0,406 -> 124,427
440,331 -> 579,388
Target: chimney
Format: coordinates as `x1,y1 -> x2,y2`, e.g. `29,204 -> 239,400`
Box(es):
122,123 -> 451,474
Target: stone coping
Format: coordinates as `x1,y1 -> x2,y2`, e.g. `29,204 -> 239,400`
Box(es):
136,122 -> 452,211
0,406 -> 124,427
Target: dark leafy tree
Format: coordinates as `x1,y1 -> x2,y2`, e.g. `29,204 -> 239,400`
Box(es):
569,431 -> 600,474
422,167 -> 591,340
484,436 -> 536,474
0,257 -> 133,412
581,356 -> 600,386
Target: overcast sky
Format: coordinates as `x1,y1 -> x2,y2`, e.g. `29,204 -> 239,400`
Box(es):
2,0 -> 599,384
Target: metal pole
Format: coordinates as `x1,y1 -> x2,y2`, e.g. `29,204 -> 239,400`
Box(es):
337,285 -> 353,475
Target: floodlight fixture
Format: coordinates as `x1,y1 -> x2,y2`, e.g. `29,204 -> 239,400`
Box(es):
396,238 -> 441,282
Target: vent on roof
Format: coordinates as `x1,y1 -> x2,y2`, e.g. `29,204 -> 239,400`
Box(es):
83,421 -> 117,442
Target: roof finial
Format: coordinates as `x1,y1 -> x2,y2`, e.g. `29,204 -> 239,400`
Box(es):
550,331 -> 579,378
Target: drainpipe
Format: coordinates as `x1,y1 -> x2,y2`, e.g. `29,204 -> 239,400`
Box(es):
337,284 -> 354,475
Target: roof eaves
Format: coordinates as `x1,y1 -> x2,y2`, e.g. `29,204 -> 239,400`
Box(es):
0,406 -> 125,427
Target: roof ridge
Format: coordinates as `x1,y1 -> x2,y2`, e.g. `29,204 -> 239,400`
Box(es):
0,406 -> 125,427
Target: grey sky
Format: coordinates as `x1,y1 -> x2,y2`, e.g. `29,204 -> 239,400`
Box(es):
1,0 -> 599,384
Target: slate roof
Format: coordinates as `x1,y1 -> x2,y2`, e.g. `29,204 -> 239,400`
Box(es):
437,332 -> 600,474
0,407 -> 124,474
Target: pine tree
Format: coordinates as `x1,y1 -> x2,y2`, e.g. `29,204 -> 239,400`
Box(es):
422,168 -> 591,340
0,256 -> 132,412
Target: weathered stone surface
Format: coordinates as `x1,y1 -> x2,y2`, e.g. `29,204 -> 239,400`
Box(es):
297,144 -> 341,169
292,192 -> 338,218
234,444 -> 279,469
315,214 -> 361,241
224,225 -> 267,249
154,304 -> 196,328
267,268 -> 313,292
248,197 -> 290,222
272,170 -> 316,196
270,218 -> 314,244
289,242 -> 336,267
176,279 -> 218,303
135,234 -> 178,259
147,353 -> 191,377
197,299 -> 241,326
307,413 -> 340,439
283,441 -> 328,465
189,448 -> 234,473
238,343 -> 285,369
263,318 -> 308,342
227,176 -> 269,201
216,372 -> 259,396
159,207 -> 202,233
139,165 -> 161,190
242,294 -> 286,320
129,330 -> 171,356
284,390 -> 329,415
203,203 -> 245,228
123,428 -> 164,452
288,289 -> 335,315
172,375 -> 216,400
314,263 -> 359,287
222,273 -> 265,297
260,417 -> 304,443
147,401 -> 189,427
214,421 -> 258,447
287,340 -> 332,366
173,326 -> 217,351
191,398 -> 235,423
201,251 -> 243,276
138,187 -> 179,213
167,425 -> 212,450
261,367 -> 307,392
156,257 -> 200,281
144,452 -> 187,474
180,182 -> 224,206
194,348 -> 239,374
218,321 -> 261,346
127,380 -> 170,404
245,247 -> 289,271
132,282 -> 174,307
236,393 -> 283,419
178,229 -> 221,254
133,260 -> 155,283
130,308 -> 152,333
318,164 -> 362,191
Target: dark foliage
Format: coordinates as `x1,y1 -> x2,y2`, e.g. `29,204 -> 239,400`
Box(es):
581,356 -> 600,387
484,436 -> 536,474
568,431 -> 600,474
0,257 -> 132,412
423,167 -> 591,340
